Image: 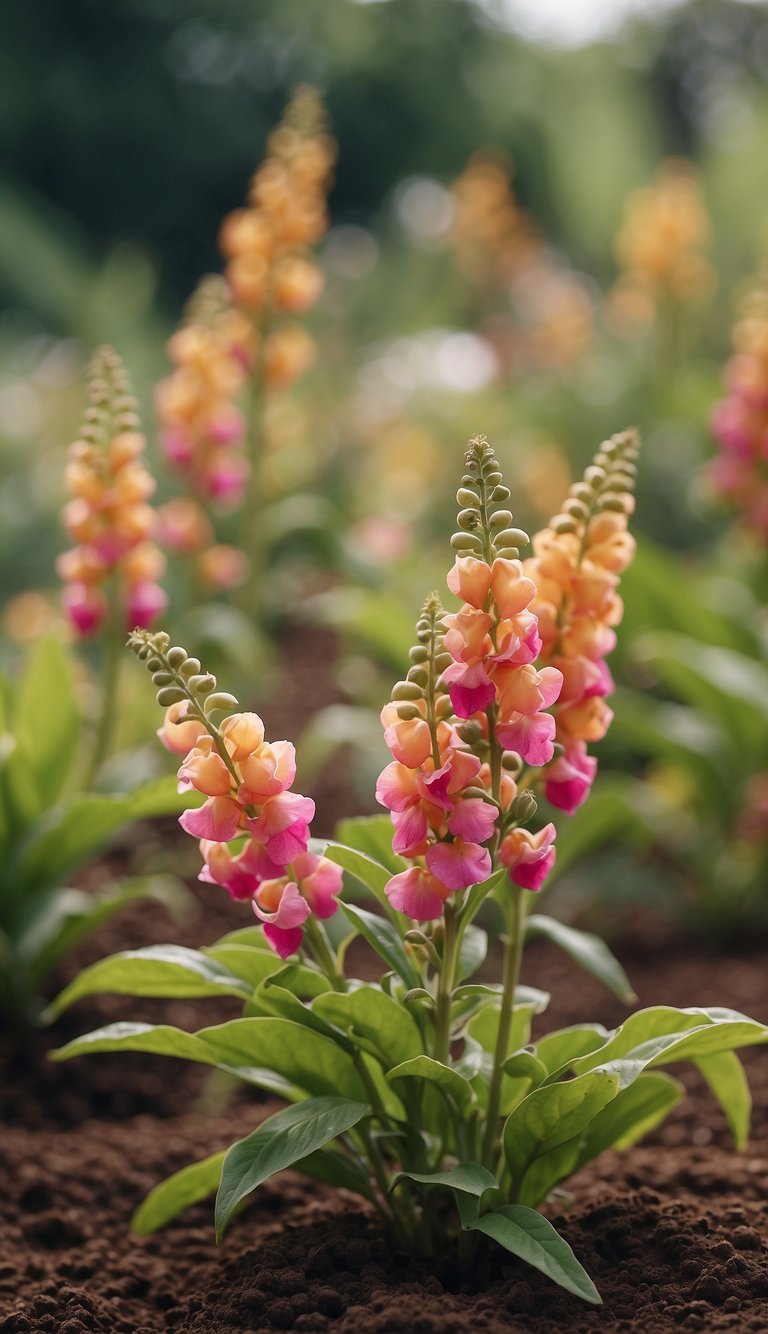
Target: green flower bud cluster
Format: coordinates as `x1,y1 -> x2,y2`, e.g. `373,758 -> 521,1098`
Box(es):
549,428 -> 640,536
451,434 -> 529,563
83,345 -> 140,445
391,593 -> 452,724
128,629 -> 238,717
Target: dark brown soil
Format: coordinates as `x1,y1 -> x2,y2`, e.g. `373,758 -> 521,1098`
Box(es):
2,929 -> 767,1333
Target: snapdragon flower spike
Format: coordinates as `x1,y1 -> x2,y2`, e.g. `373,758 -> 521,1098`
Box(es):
445,435 -> 563,769
378,438 -> 566,917
156,276 -> 253,509
128,630 -> 341,957
58,348 -> 167,637
710,273 -> 768,538
525,429 -> 640,814
377,594 -> 496,920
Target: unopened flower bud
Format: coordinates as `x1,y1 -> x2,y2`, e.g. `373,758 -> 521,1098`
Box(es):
157,685 -> 188,707
510,789 -> 538,824
451,532 -> 483,552
392,680 -> 423,701
456,487 -> 480,507
167,646 -> 188,668
204,691 -> 240,714
396,702 -> 421,720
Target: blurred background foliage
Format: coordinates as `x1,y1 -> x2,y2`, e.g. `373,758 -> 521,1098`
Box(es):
2,0 -> 768,937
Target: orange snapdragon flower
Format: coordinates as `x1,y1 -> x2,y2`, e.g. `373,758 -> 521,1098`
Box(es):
525,430 -> 640,813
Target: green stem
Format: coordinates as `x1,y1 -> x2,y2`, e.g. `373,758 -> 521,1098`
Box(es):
433,900 -> 460,1064
481,885 -> 526,1168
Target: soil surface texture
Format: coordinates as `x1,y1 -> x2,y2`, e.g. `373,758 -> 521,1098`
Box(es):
2,917 -> 767,1333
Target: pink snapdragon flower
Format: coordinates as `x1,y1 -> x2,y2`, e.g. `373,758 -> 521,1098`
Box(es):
169,704 -> 340,956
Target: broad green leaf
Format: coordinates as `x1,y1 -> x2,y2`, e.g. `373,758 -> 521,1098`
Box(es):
503,1070 -> 620,1192
18,874 -> 184,983
503,1051 -> 548,1086
576,1072 -> 684,1169
204,943 -> 328,996
132,1151 -> 226,1235
51,1020 -> 295,1100
246,979 -> 355,1050
526,915 -> 636,1004
215,1097 -> 369,1239
467,988 -> 550,1056
9,637 -> 79,817
18,776 -> 187,892
314,986 -> 421,1068
46,944 -> 251,1018
52,1021 -> 215,1066
209,927 -> 274,950
334,815 -> 407,877
457,924 -> 488,982
387,1056 -> 475,1114
468,1206 -> 601,1305
571,1006 -> 768,1075
326,844 -> 395,912
339,902 -> 420,988
196,1017 -> 367,1101
394,1162 -> 497,1199
535,1025 -> 610,1076
695,1051 -> 751,1150
293,1147 -> 373,1198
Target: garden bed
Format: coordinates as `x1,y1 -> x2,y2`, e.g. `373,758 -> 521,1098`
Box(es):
2,912 -> 766,1333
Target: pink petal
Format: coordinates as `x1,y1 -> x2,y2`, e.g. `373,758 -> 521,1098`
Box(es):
544,746 -> 597,814
448,797 -> 498,842
385,868 -> 447,921
262,923 -> 305,958
509,847 -> 556,891
253,880 -> 311,929
179,797 -> 240,842
496,712 -> 557,767
391,805 -> 429,855
426,838 -> 491,890
537,666 -> 564,710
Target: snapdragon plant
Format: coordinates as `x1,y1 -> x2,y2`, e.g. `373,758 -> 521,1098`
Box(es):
52,434 -> 768,1305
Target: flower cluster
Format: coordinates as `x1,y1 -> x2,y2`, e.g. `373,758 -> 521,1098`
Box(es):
156,276 -> 253,508
377,437 -> 564,920
58,347 -> 167,637
710,273 -> 768,538
130,631 -> 342,957
448,153 -> 593,370
525,429 -> 640,814
219,85 -> 335,387
609,159 -> 714,333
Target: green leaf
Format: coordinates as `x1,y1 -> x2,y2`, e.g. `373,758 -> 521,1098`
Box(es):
570,1006 -> 768,1075
467,988 -> 549,1056
313,986 -> 422,1068
46,944 -> 251,1019
195,1017 -> 368,1101
535,1025 -> 610,1076
575,1072 -> 684,1168
132,1151 -> 226,1235
386,1056 -> 475,1114
215,1097 -> 369,1239
339,902 -> 419,988
51,1021 -> 215,1066
503,1051 -> 548,1086
9,637 -> 79,817
293,1147 -> 373,1199
246,979 -> 355,1050
526,915 -> 636,1004
204,942 -> 328,996
18,776 -> 187,892
18,874 -> 184,983
468,1206 -> 601,1305
393,1162 -> 497,1202
503,1070 -> 620,1196
334,815 -> 407,877
695,1051 -> 751,1151
326,843 -> 396,912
